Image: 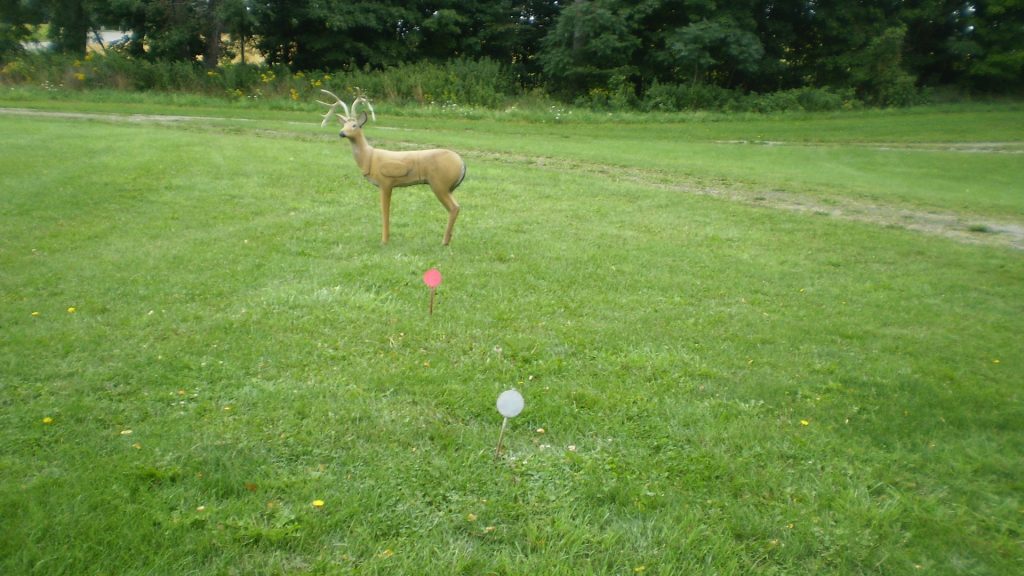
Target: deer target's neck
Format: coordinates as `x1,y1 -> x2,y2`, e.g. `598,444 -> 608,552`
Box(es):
346,133 -> 374,175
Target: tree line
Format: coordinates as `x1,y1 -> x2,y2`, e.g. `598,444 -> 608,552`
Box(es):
2,1 -> 1022,107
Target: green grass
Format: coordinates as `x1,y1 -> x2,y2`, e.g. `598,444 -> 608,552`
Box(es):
1,95 -> 1022,575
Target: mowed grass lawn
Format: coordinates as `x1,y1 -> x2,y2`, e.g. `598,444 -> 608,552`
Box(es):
1,97 -> 1022,575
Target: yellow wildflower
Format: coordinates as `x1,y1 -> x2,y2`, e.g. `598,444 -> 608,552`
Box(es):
42,416 -> 54,424
312,499 -> 325,508
800,419 -> 810,426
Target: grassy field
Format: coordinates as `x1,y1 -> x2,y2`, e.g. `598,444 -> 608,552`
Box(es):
1,92 -> 1022,575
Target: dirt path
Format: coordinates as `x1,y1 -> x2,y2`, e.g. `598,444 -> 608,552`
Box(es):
464,149 -> 1024,251
5,106 -> 1022,250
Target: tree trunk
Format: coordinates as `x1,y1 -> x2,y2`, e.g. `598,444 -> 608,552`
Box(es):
204,0 -> 223,69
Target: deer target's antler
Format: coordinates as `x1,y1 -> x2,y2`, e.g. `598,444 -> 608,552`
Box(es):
317,89 -> 350,126
351,96 -> 376,122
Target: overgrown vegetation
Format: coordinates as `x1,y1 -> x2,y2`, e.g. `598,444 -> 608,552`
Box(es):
2,51 -> 877,113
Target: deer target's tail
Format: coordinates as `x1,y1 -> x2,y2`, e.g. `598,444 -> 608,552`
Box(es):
452,160 -> 467,192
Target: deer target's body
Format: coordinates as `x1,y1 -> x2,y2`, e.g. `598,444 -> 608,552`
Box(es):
319,90 -> 465,246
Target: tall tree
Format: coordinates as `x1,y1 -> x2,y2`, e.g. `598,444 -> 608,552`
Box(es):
539,0 -> 639,98
667,15 -> 765,88
219,0 -> 254,64
48,0 -> 93,55
253,0 -> 417,70
899,0 -> 964,86
0,0 -> 44,62
956,0 -> 1024,90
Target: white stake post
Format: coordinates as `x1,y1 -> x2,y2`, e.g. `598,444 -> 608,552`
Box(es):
495,389 -> 525,458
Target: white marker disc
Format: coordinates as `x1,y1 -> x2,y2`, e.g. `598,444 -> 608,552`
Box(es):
496,389 -> 525,418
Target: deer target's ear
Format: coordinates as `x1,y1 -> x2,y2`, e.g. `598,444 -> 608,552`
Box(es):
358,111 -> 369,128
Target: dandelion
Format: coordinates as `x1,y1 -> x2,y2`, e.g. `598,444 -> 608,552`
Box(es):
131,442 -> 142,449
482,526 -> 495,534
196,505 -> 206,512
634,567 -> 646,573
31,311 -> 40,317
312,499 -> 325,508
800,420 -> 810,426
992,359 -> 1000,364
466,513 -> 477,522
536,428 -> 545,434
67,306 -> 76,314
120,429 -> 133,435
42,416 -> 54,424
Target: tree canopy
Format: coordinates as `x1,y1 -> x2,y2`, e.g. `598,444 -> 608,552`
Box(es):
2,0 -> 1021,100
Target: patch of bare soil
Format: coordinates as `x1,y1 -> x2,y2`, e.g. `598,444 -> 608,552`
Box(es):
716,139 -> 1024,154
0,106 -> 235,124
467,150 -> 1024,251
5,106 -> 1021,250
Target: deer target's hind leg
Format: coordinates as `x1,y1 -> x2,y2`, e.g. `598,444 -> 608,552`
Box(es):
379,186 -> 393,244
431,184 -> 460,246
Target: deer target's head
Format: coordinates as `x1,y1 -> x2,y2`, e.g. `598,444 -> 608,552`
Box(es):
318,90 -> 376,141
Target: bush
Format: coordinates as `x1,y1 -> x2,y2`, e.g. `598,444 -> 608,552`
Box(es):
332,58 -> 516,108
733,87 -> 858,113
641,80 -> 740,111
853,26 -> 923,107
0,50 -> 914,113
0,51 -> 517,108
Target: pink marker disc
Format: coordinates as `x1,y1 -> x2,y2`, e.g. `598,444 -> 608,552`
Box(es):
423,268 -> 442,289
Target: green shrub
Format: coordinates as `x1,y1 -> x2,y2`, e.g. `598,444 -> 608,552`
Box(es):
733,87 -> 857,113
318,58 -> 516,108
641,81 -> 741,111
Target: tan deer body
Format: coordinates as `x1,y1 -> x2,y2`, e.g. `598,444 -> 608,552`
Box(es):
319,91 -> 465,245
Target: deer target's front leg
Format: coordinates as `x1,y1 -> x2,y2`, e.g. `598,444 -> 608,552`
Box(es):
379,186 -> 393,244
